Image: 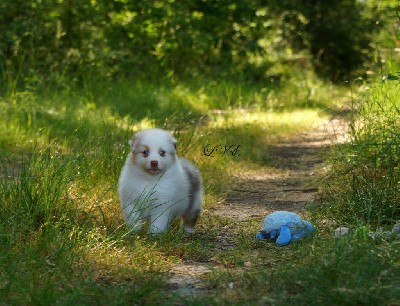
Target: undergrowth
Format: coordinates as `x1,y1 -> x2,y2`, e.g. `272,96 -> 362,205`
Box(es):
318,79 -> 400,228
1,71 -> 400,304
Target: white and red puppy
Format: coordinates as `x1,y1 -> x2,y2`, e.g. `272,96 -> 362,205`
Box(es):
118,128 -> 202,234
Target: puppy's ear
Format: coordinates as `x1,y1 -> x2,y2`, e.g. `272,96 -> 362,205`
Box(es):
129,136 -> 140,153
171,136 -> 177,153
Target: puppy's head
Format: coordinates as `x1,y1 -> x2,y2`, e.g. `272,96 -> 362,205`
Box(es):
129,129 -> 177,175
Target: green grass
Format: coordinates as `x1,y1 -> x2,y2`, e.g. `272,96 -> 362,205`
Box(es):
317,79 -> 400,227
206,232 -> 400,305
1,73 -> 399,304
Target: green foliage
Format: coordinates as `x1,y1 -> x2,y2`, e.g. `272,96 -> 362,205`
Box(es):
303,1 -> 373,81
0,0 -> 108,87
2,0 -> 395,87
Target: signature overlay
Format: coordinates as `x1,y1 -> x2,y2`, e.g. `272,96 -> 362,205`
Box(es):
203,144 -> 241,157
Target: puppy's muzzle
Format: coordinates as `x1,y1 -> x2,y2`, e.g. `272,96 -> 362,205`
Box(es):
146,160 -> 162,175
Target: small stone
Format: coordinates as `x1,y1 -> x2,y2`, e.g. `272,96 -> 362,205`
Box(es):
334,227 -> 349,237
392,222 -> 400,234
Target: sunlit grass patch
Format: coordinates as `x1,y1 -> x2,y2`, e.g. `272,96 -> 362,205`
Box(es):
204,109 -> 324,169
209,109 -> 321,132
81,232 -> 174,279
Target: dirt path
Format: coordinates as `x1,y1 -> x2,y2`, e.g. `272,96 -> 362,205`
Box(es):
168,116 -> 348,296
212,117 -> 348,220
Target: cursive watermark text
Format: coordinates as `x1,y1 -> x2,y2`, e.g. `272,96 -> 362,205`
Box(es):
203,144 -> 241,157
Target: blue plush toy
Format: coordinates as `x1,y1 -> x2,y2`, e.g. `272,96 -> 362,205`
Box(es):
256,211 -> 314,246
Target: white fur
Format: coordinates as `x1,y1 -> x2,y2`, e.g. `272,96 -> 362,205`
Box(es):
118,128 -> 203,234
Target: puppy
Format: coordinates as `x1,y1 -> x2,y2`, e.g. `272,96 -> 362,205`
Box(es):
118,128 -> 203,234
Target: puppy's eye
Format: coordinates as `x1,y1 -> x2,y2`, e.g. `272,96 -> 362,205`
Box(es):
142,150 -> 149,157
159,150 -> 166,157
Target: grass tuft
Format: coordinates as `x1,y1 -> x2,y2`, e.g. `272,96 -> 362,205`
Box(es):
318,80 -> 400,227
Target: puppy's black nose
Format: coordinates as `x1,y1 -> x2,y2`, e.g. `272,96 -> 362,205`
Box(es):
150,160 -> 158,168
